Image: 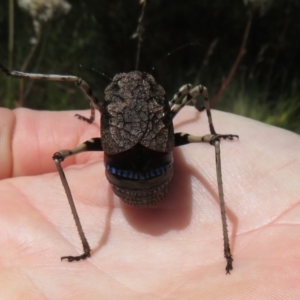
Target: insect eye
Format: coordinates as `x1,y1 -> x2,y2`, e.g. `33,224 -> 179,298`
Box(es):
116,80 -> 124,89
110,81 -> 121,92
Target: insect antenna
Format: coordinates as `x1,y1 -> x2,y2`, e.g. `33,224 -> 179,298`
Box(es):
151,42 -> 196,73
131,0 -> 148,70
78,64 -> 112,81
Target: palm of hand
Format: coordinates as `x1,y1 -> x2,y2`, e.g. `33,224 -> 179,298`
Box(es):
0,107 -> 299,299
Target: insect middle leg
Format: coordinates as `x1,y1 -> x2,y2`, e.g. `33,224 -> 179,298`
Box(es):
0,63 -> 100,123
53,138 -> 103,262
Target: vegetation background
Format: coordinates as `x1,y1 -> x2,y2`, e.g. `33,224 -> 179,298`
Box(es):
0,0 -> 299,133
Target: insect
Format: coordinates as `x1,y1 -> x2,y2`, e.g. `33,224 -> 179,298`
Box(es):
0,64 -> 238,273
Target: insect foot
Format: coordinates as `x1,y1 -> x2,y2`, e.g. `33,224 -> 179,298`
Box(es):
209,134 -> 239,145
225,248 -> 233,274
61,252 -> 91,262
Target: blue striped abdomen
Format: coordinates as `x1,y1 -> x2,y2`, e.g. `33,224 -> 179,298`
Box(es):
104,144 -> 173,206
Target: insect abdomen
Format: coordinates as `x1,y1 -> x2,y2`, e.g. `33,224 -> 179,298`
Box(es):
104,145 -> 173,206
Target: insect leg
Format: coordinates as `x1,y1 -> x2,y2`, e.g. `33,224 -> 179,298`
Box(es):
171,84 -> 218,134
169,83 -> 193,107
175,132 -> 236,273
53,138 -> 103,262
213,139 -> 233,274
0,63 -> 100,123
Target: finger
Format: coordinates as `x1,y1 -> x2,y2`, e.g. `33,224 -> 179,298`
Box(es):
0,108 -> 100,178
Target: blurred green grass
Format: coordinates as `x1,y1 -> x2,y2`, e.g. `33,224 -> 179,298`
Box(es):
0,0 -> 299,134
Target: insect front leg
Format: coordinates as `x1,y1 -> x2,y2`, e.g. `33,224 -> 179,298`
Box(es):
175,132 -> 236,274
171,84 -> 220,134
0,63 -> 101,123
169,83 -> 193,107
53,138 -> 103,262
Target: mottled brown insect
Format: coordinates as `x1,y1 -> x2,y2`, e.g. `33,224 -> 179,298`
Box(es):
0,64 -> 238,273
102,72 -> 174,206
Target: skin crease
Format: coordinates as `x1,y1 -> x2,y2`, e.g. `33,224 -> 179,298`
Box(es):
0,106 -> 300,299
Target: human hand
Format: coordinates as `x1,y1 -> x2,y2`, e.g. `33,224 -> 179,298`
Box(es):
1,107 -> 299,299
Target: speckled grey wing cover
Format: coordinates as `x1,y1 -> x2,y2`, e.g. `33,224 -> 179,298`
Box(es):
101,71 -> 174,154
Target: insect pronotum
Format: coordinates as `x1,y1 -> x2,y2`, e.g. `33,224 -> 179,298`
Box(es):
0,63 -> 238,274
